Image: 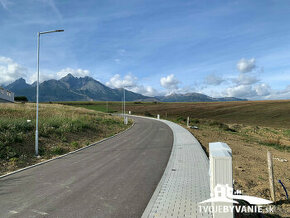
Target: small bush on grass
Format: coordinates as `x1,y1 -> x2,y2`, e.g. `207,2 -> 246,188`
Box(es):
176,116 -> 186,122
144,111 -> 153,117
209,120 -> 236,132
71,141 -> 79,148
259,137 -> 289,152
50,146 -> 67,155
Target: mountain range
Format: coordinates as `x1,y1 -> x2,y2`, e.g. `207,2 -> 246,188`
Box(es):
3,74 -> 247,102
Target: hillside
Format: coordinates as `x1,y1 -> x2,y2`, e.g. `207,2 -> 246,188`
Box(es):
5,74 -> 150,102
156,93 -> 247,102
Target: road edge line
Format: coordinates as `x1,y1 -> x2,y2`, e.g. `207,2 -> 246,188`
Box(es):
0,122 -> 135,179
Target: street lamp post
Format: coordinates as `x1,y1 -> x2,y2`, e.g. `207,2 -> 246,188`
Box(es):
122,87 -> 129,125
35,29 -> 64,156
123,88 -> 125,115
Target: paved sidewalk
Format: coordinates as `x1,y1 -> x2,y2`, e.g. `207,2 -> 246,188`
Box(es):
142,119 -> 212,218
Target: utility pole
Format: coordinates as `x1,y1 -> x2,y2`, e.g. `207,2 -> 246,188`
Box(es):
35,29 -> 64,157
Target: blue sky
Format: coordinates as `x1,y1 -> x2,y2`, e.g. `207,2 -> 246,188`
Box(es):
1,0 -> 290,99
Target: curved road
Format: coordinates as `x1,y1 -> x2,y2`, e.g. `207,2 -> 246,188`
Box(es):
0,117 -> 173,218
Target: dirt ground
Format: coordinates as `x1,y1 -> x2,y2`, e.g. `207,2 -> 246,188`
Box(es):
184,120 -> 289,217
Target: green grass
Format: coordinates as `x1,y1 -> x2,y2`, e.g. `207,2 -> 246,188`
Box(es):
259,138 -> 289,152
0,103 -> 130,175
283,129 -> 290,137
56,101 -> 121,113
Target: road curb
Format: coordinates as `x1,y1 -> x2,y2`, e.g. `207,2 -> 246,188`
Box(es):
129,115 -> 211,218
0,122 -> 135,179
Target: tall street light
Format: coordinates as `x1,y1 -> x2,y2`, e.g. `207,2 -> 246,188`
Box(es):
123,87 -> 128,125
123,87 -> 125,115
35,29 -> 64,156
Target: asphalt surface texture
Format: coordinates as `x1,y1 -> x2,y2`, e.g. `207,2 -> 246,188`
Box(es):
0,117 -> 173,218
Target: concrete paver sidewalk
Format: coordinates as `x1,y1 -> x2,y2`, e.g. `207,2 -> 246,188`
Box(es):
142,119 -> 212,218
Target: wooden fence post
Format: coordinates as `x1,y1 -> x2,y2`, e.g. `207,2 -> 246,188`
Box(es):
267,150 -> 276,202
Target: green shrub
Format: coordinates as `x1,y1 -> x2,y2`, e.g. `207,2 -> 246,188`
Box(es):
50,146 -> 67,155
176,116 -> 186,122
144,111 -> 153,117
259,137 -> 289,152
71,141 -> 79,148
191,118 -> 200,124
14,96 -> 28,102
209,120 -> 236,132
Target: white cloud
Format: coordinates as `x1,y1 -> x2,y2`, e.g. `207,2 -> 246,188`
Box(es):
261,85 -> 290,100
204,73 -> 224,85
130,85 -> 159,97
106,73 -> 158,97
106,74 -> 137,89
225,83 -> 275,99
0,0 -> 11,9
39,0 -> 62,20
27,72 -> 55,84
0,56 -> 27,85
160,74 -> 180,90
225,85 -> 256,98
255,83 -> 271,96
234,73 -> 259,85
237,58 -> 256,73
56,68 -> 90,78
27,67 -> 91,84
219,58 -> 265,99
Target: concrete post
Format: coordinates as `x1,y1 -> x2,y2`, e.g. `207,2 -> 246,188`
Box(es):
209,142 -> 233,218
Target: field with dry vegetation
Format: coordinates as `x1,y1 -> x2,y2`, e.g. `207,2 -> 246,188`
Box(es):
63,100 -> 289,217
0,103 -> 130,176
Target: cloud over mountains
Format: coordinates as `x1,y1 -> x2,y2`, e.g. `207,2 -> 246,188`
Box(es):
1,56 -> 290,100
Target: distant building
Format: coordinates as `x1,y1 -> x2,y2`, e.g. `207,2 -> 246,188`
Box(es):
0,87 -> 14,103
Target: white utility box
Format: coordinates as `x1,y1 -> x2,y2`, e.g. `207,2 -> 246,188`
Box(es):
209,142 -> 233,218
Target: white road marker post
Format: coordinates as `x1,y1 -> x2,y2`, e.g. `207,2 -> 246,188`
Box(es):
187,116 -> 190,128
157,114 -> 160,120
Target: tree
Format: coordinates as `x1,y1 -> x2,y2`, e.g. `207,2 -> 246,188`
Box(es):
14,96 -> 28,102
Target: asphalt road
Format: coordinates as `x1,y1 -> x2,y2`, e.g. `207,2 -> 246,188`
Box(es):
0,117 -> 173,218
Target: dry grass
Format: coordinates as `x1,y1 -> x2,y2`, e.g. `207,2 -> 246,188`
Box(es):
0,103 -> 130,175
60,100 -> 290,128
175,118 -> 290,217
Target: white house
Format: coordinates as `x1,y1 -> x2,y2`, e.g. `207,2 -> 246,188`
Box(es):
0,87 -> 14,103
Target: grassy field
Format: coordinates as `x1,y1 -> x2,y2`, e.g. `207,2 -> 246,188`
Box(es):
59,100 -> 290,128
61,100 -> 290,217
0,103 -> 130,175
